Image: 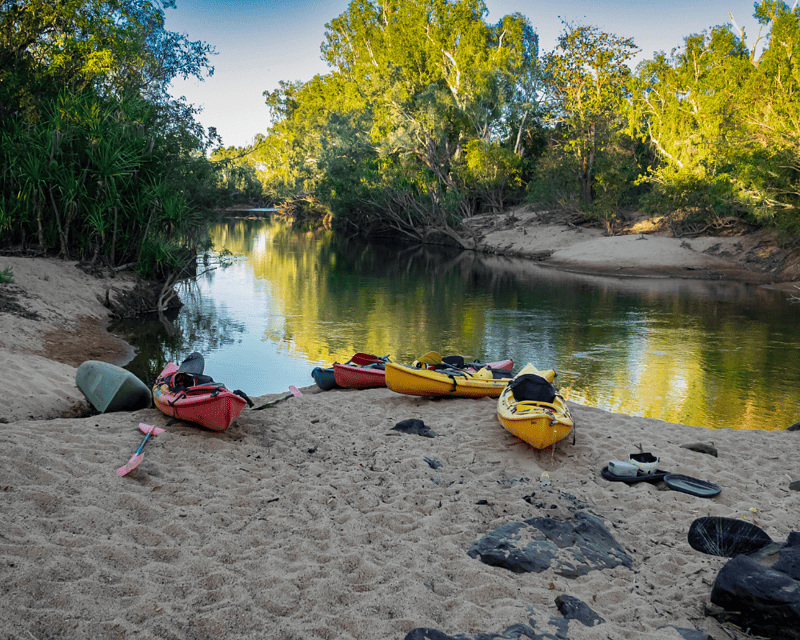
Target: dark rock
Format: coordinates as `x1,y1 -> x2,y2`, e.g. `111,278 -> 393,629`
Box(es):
710,553 -> 800,639
772,532 -> 800,580
467,510 -> 631,577
554,595 -> 604,626
656,625 -> 712,640
423,457 -> 442,469
680,441 -> 718,457
404,630 -> 457,640
392,419 -> 439,438
790,481 -> 800,491
787,421 -> 800,431
403,618 -> 564,640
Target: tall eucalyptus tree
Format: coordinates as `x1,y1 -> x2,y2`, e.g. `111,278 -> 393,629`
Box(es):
543,24 -> 638,207
259,0 -> 542,245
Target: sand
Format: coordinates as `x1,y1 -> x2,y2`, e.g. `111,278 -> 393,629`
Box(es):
1,225 -> 799,640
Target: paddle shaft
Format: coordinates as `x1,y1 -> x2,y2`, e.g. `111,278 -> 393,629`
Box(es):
253,386 -> 302,410
133,431 -> 152,456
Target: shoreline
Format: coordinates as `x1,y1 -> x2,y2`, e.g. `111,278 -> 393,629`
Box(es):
1,245 -> 799,639
2,212 -> 799,423
469,206 -> 800,288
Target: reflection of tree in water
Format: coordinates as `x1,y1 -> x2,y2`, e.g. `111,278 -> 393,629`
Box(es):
175,283 -> 246,354
110,309 -> 185,386
111,280 -> 246,386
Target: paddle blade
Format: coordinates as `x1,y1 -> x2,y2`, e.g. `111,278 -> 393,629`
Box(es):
688,517 -> 773,557
139,423 -> 165,436
416,351 -> 444,365
254,386 -> 302,410
116,454 -> 144,477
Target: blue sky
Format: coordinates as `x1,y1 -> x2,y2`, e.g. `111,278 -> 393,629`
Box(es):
165,0 -> 769,149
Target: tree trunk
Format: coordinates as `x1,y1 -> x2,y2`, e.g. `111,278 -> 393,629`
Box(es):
49,186 -> 68,259
35,193 -> 45,248
110,206 -> 118,266
579,145 -> 596,205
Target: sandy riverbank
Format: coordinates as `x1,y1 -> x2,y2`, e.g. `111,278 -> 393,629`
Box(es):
1,220 -> 799,639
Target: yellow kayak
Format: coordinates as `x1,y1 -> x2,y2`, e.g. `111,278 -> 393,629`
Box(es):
497,363 -> 574,449
384,361 -> 513,398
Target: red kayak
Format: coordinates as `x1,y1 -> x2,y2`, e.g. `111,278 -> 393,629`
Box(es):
333,354 -> 514,390
152,355 -> 251,431
333,361 -> 387,388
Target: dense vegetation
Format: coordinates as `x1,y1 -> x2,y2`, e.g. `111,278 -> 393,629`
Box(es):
0,0 -> 255,278
224,0 -> 800,245
3,0 -> 800,264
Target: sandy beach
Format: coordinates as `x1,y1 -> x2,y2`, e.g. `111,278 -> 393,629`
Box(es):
1,220 -> 799,639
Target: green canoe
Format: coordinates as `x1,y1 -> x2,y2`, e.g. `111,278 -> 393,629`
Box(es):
76,360 -> 151,413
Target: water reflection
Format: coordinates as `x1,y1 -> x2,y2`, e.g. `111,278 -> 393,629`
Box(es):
117,217 -> 800,432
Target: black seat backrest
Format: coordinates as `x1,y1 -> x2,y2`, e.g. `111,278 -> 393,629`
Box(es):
171,371 -> 219,391
442,355 -> 466,368
508,374 -> 557,403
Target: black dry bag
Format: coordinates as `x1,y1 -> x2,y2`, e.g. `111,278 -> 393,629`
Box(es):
508,374 -> 557,403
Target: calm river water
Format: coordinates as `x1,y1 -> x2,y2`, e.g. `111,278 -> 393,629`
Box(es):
119,216 -> 800,432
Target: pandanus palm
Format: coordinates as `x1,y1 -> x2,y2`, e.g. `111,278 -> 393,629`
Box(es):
14,127 -> 53,250
86,123 -> 146,265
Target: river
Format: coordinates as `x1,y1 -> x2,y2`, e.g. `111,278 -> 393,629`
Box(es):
117,216 -> 800,432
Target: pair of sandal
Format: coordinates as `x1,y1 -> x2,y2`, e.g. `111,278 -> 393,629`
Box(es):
600,465 -> 721,498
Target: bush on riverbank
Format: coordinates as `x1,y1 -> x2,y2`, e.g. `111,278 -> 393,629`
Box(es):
0,0 -> 239,280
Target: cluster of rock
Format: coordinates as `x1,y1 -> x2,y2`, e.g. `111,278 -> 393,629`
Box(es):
402,509 -> 799,640
404,510 -> 709,640
708,532 -> 800,639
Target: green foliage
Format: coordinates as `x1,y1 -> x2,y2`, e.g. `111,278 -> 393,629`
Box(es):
458,140 -> 522,212
0,267 -> 13,283
542,24 -> 639,209
207,149 -> 264,204
250,0 -> 541,243
0,0 -> 230,275
629,0 -> 800,231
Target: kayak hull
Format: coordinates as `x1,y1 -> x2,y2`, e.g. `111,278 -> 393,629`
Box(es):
497,363 -> 573,449
335,358 -> 513,390
385,360 -> 513,398
333,362 -> 387,389
312,366 -> 339,391
76,360 -> 151,413
153,362 -> 247,432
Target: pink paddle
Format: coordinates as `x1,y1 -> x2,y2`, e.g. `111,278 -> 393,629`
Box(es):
253,385 -> 303,410
116,423 -> 165,477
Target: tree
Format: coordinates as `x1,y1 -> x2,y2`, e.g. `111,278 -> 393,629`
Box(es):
543,24 -> 639,206
314,0 -> 540,243
630,1 -> 800,229
0,0 -> 222,275
0,0 -> 214,107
